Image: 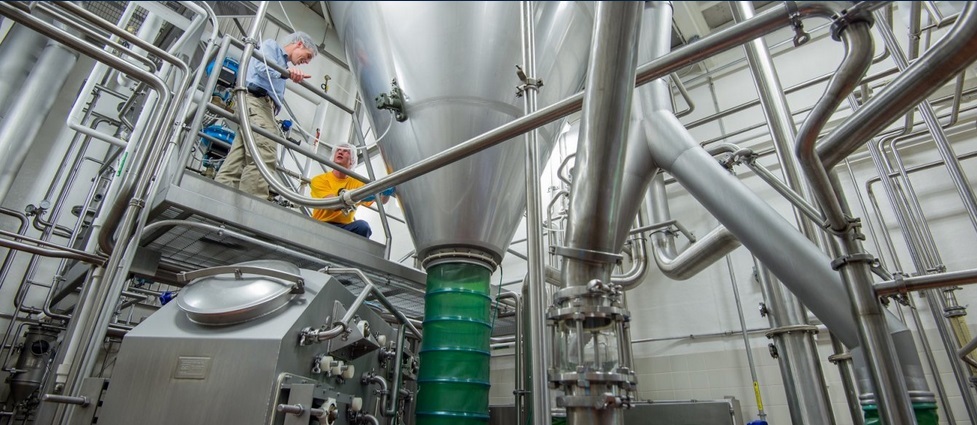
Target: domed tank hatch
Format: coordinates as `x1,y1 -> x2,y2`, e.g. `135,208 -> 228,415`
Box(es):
176,259 -> 305,326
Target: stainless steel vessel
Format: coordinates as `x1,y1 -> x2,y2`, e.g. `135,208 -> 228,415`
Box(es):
328,1 -> 594,263
97,266 -> 408,425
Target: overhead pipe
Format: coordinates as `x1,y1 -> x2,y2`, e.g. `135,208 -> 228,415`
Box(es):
634,13 -> 933,421
863,129 -> 976,423
230,1 -> 853,213
873,107 -> 977,420
874,12 -> 977,408
817,2 -> 977,171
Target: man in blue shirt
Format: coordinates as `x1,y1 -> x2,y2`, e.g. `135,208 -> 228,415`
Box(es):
215,32 -> 315,200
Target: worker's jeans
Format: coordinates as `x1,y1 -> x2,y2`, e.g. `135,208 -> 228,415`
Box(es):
330,220 -> 373,238
214,95 -> 278,199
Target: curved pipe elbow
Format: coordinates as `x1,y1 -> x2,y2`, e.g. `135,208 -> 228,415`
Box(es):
653,226 -> 740,280
614,236 -> 649,290
362,372 -> 389,395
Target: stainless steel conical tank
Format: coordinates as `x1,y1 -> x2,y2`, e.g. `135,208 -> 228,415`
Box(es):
329,2 -> 594,263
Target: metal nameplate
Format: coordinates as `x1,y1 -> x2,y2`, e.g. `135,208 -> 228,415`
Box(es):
173,356 -> 212,380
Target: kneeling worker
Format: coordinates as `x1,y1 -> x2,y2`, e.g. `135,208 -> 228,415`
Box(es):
310,143 -> 394,238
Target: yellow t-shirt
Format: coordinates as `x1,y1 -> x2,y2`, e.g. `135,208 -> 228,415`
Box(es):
309,172 -> 374,224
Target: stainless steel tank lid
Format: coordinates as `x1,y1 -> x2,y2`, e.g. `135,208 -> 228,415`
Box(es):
176,260 -> 304,326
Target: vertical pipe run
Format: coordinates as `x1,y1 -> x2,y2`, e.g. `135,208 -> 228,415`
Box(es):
870,13 -> 977,421
561,2 -> 642,287
519,2 -> 551,424
792,16 -> 924,423
729,3 -> 835,422
726,256 -> 766,421
415,262 -> 492,425
557,3 -> 641,425
874,8 -> 977,233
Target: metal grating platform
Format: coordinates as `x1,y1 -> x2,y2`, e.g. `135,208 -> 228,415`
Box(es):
142,172 -> 429,318
140,171 -> 518,333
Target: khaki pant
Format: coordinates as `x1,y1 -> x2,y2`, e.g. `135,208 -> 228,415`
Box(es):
214,94 -> 278,199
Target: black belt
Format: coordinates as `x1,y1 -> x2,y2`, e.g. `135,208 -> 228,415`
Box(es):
246,84 -> 269,98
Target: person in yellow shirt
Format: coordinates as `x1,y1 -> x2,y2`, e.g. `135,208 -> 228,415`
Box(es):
310,143 -> 392,238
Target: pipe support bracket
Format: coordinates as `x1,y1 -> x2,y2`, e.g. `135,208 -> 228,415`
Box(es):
764,324 -> 820,339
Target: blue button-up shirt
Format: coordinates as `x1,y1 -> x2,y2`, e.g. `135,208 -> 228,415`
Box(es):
246,39 -> 289,112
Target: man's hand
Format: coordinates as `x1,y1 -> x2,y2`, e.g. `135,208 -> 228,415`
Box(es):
287,67 -> 310,83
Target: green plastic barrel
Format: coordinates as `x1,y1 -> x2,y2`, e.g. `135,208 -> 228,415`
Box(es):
416,263 -> 492,425
862,402 -> 938,425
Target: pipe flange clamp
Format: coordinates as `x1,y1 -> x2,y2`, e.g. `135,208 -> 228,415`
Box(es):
557,394 -> 632,409
764,324 -> 819,339
831,6 -> 875,41
547,305 -> 630,323
830,253 -> 875,271
549,370 -> 636,387
551,246 -> 622,265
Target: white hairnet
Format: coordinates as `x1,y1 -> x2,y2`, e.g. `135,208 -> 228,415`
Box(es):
332,143 -> 357,169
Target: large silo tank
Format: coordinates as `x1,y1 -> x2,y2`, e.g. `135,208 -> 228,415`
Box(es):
328,1 -> 594,263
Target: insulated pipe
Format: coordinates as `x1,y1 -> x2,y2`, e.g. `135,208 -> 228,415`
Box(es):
730,3 -> 834,423
0,23 -> 48,117
643,15 -> 868,352
0,39 -> 78,204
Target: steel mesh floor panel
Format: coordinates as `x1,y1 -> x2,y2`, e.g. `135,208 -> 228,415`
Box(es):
144,205 -> 428,319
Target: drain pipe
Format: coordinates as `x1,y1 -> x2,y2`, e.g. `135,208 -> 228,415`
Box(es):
552,3 -> 641,425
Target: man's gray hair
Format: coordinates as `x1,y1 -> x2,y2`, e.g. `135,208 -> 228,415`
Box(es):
283,31 -> 318,58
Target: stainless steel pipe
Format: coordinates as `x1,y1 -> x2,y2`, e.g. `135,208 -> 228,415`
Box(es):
730,2 -> 834,422
558,4 -> 642,425
519,2 -> 551,424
